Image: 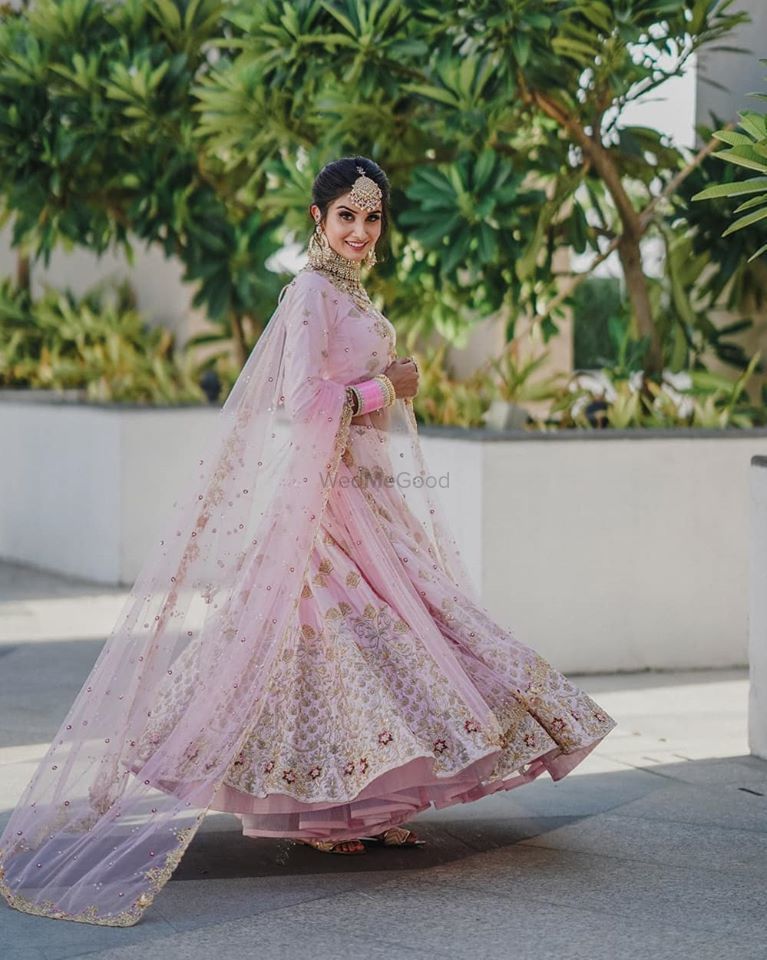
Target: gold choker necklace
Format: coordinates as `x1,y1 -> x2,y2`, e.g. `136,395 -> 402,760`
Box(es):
304,239 -> 373,312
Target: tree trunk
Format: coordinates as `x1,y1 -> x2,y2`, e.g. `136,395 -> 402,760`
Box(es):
617,234 -> 663,375
231,311 -> 248,369
577,141 -> 664,374
16,253 -> 30,294
530,93 -> 665,375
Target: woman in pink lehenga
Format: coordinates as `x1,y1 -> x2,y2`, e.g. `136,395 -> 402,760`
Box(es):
0,156 -> 616,925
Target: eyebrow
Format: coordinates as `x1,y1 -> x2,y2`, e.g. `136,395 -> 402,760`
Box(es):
336,205 -> 382,214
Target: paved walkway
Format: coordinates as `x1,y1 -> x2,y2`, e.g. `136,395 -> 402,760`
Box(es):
0,560 -> 763,959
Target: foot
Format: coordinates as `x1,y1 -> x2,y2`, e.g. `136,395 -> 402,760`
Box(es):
298,837 -> 366,855
360,827 -> 425,847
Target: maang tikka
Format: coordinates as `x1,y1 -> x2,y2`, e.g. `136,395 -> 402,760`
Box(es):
349,164 -> 382,214
351,164 -> 381,266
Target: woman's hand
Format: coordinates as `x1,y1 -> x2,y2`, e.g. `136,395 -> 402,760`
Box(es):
383,357 -> 419,400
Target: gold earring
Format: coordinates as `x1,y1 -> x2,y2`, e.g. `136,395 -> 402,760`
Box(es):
308,222 -> 331,262
319,225 -> 331,256
364,245 -> 377,267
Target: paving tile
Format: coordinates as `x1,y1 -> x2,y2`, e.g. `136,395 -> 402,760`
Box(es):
3,949 -> 48,960
0,895 -> 173,958
423,842 -> 765,944
520,812 -> 767,877
607,779 -> 767,832
604,753 -> 767,785
83,876 -> 764,960
151,873 -> 392,930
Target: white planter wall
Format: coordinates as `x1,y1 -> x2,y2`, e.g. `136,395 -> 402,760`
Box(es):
477,432 -> 761,673
2,398 -> 766,674
0,401 -> 217,586
749,456 -> 767,760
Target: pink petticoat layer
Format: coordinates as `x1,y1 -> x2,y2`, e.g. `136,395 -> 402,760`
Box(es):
207,735 -> 606,841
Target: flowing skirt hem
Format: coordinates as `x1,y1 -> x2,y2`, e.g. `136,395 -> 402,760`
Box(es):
206,727 -> 611,841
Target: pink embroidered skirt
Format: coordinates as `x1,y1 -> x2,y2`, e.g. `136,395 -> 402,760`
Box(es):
207,425 -> 617,840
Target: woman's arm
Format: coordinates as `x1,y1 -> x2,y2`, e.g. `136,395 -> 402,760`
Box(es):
282,276 -> 397,422
282,278 -> 350,423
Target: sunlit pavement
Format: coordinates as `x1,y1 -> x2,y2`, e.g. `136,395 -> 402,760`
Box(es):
1,559 -> 764,960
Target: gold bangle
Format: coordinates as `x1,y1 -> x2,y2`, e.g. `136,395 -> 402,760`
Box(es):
346,385 -> 362,415
374,374 -> 396,407
379,376 -> 393,407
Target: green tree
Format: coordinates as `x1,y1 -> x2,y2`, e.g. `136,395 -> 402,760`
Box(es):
429,0 -> 746,374
0,0 -> 285,366
0,0 -> 748,380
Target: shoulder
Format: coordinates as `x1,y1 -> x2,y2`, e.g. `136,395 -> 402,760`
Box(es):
280,269 -> 327,301
281,270 -> 338,321
289,268 -> 334,294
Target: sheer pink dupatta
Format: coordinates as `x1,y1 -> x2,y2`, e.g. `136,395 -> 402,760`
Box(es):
0,272 -> 354,926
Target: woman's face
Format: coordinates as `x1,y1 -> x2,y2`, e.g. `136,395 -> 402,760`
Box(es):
311,192 -> 383,262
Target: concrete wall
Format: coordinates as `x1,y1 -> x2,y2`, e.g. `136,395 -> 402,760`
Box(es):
477,429 -> 762,673
695,0 -> 767,135
749,455 -> 767,759
1,398 -> 764,674
0,400 -> 218,585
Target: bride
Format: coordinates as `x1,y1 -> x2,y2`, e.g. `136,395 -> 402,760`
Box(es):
0,155 -> 616,925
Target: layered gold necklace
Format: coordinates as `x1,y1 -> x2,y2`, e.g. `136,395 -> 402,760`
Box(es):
304,238 -> 374,313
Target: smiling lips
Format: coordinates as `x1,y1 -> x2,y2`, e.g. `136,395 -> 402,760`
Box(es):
346,240 -> 367,250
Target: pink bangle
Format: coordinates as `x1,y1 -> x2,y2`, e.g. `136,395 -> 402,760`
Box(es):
355,378 -> 386,414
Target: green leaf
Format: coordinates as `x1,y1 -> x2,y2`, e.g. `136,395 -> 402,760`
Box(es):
713,130 -> 755,147
401,81 -> 459,108
737,110 -> 767,141
732,194 -> 767,214
722,205 -> 767,236
473,150 -> 496,191
691,177 -> 767,201
713,147 -> 767,174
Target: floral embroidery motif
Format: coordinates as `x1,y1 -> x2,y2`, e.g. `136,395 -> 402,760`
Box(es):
312,558 -> 333,587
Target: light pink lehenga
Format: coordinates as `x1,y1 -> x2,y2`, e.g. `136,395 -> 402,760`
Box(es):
200,275 -> 617,842
0,262 -> 616,927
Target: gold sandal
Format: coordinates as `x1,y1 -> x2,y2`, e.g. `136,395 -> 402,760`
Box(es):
359,826 -> 425,847
297,838 -> 366,855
